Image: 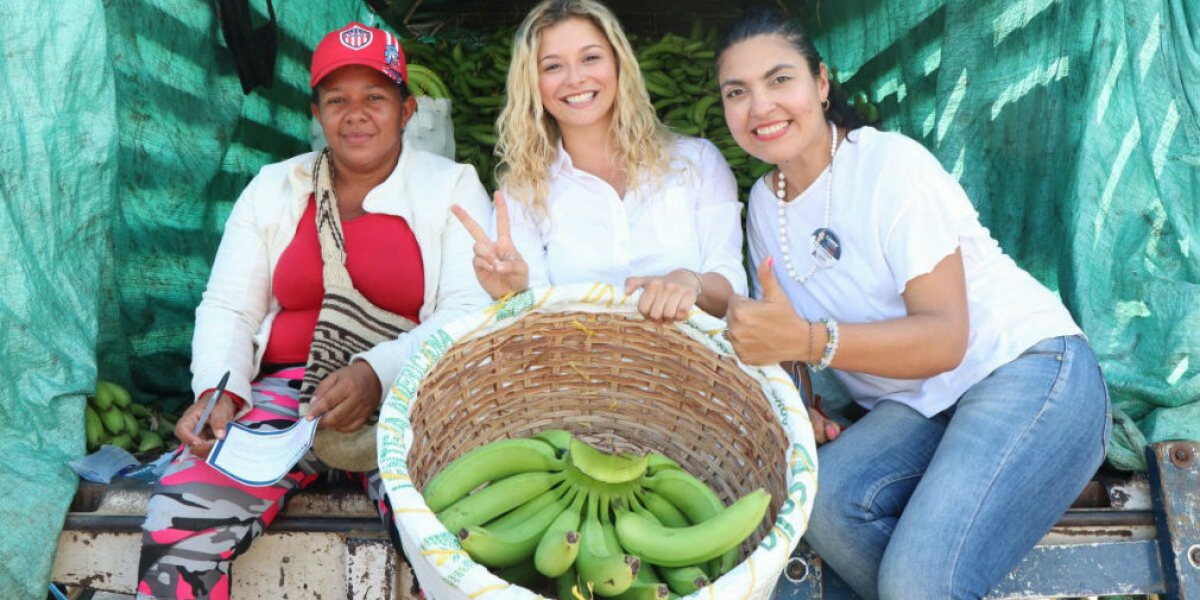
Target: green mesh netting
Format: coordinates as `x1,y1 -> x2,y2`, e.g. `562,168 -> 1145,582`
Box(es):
0,2 -> 114,596
1,0 -> 1197,596
1,0 -> 375,595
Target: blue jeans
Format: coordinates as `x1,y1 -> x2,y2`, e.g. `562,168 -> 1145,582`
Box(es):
804,335 -> 1112,600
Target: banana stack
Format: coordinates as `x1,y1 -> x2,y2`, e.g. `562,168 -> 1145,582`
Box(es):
401,28 -> 513,191
423,430 -> 771,599
85,380 -> 175,455
632,22 -> 774,193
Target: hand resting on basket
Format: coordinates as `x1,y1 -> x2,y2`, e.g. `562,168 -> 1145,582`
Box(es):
624,269 -> 702,323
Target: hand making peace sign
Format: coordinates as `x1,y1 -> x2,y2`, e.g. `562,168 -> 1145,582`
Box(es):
451,191 -> 530,299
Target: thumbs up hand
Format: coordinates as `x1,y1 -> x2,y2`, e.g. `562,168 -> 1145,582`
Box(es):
727,257 -> 808,365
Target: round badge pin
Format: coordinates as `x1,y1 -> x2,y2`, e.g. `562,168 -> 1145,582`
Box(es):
810,228 -> 841,269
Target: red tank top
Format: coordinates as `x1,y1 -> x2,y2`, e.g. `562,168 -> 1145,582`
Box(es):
263,197 -> 425,364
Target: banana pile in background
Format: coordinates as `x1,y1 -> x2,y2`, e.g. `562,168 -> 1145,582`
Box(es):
399,20 -> 879,195
424,430 -> 771,599
85,380 -> 177,455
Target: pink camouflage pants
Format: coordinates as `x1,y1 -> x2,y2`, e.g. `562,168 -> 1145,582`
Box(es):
136,366 -> 404,600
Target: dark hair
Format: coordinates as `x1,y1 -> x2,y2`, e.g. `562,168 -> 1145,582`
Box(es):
309,78 -> 411,106
715,7 -> 868,132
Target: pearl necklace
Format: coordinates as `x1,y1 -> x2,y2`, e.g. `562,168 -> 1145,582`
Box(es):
776,121 -> 838,284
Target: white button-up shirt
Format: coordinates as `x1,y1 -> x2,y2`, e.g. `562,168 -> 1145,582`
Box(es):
504,136 -> 747,294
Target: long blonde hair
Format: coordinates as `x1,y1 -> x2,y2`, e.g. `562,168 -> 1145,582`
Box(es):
496,0 -> 672,216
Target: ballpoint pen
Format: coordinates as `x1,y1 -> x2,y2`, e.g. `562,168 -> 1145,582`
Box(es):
193,370 -> 231,439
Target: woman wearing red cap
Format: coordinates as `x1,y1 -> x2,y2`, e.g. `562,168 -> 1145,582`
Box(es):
452,0 -> 746,321
135,22 -> 490,600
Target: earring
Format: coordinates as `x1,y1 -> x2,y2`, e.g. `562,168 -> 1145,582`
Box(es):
822,98 -> 830,111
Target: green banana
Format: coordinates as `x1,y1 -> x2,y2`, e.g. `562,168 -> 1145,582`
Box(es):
557,565 -> 592,600
407,63 -> 451,99
457,487 -> 575,567
494,560 -> 544,588
658,564 -> 708,595
466,96 -> 506,108
627,495 -> 711,590
638,59 -> 664,72
108,433 -> 134,451
85,406 -> 103,451
90,383 -> 113,411
466,127 -> 499,147
123,412 -> 140,438
671,123 -> 702,137
632,489 -> 689,527
689,95 -> 719,129
437,470 -> 565,534
644,452 -> 682,476
423,437 -> 565,512
101,381 -> 133,409
614,488 -> 770,568
639,468 -> 743,574
138,431 -> 165,453
100,406 -> 126,435
643,72 -> 680,97
624,561 -> 672,600
486,482 -> 572,532
678,81 -> 705,97
569,438 -> 649,485
576,493 -> 638,597
662,105 -> 691,126
401,41 -> 438,64
611,581 -> 669,600
638,468 -> 724,524
534,487 -> 587,577
534,429 -> 574,454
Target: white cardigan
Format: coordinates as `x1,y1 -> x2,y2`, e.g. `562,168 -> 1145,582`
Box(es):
190,148 -> 492,407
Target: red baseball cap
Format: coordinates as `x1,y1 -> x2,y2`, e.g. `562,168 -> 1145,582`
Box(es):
310,22 -> 407,89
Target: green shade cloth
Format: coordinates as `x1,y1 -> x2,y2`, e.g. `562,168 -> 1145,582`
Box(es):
1,0 -> 1195,596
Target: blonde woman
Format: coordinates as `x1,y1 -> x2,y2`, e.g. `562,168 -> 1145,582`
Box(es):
452,0 -> 746,321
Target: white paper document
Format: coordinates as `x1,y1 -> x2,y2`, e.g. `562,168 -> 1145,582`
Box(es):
207,417 -> 320,486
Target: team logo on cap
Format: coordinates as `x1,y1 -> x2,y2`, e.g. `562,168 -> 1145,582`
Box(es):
340,25 -> 373,50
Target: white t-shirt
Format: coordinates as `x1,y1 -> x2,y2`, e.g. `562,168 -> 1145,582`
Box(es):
746,127 -> 1081,416
503,136 -> 748,295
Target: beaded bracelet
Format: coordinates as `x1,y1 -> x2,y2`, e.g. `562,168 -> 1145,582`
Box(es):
806,321 -> 817,365
813,317 -> 840,372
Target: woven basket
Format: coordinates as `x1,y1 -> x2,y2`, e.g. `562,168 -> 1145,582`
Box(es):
379,284 -> 818,600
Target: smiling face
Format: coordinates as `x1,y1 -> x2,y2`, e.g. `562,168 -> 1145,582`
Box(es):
536,16 -> 619,138
311,64 -> 415,178
717,34 -> 831,170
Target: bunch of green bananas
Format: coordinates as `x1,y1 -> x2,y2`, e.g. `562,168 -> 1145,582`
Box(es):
424,430 -> 771,598
85,380 -> 176,455
401,29 -> 513,190
632,20 -> 775,193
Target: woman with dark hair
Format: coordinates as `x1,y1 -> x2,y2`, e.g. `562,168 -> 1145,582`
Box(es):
135,22 -> 490,599
716,8 -> 1111,599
